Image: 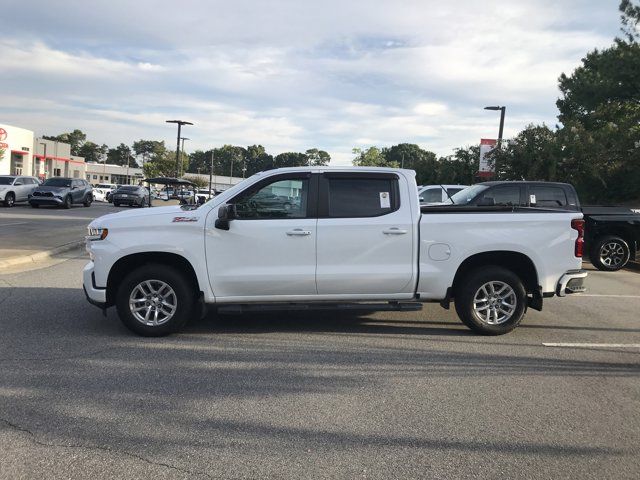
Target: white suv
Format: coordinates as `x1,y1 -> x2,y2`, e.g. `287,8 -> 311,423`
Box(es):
0,175 -> 41,207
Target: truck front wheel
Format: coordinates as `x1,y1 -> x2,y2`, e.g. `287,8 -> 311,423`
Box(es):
454,266 -> 527,335
115,264 -> 195,336
590,235 -> 630,271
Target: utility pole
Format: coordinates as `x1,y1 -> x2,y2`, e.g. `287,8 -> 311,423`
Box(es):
166,120 -> 193,178
209,150 -> 214,196
229,153 -> 234,187
179,137 -> 189,177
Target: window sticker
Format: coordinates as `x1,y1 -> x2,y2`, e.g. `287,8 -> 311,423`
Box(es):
530,194 -> 536,204
380,192 -> 390,208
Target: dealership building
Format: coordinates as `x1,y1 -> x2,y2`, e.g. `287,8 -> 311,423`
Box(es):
0,123 -> 142,185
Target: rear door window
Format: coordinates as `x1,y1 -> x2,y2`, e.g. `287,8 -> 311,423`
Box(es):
325,176 -> 399,218
529,185 -> 568,208
479,185 -> 521,206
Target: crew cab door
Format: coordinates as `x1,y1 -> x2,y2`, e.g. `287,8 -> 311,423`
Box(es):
205,173 -> 318,300
316,172 -> 416,296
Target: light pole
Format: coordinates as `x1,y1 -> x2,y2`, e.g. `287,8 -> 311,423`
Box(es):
166,120 -> 193,178
209,150 -> 214,196
484,106 -> 506,146
179,137 -> 189,177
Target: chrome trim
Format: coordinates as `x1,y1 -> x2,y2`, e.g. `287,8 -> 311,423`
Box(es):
556,270 -> 588,297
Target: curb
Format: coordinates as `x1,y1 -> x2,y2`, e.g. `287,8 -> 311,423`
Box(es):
0,240 -> 85,269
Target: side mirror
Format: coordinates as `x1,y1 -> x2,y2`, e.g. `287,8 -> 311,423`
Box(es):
477,197 -> 495,206
215,204 -> 236,230
14,182 -> 23,186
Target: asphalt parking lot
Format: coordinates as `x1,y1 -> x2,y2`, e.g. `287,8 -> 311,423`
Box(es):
0,247 -> 639,479
0,202 -> 130,262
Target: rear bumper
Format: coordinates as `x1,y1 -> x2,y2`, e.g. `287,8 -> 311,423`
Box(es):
83,262 -> 107,307
556,269 -> 588,297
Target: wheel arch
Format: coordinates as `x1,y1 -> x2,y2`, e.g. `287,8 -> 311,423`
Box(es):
452,250 -> 539,296
106,252 -> 201,306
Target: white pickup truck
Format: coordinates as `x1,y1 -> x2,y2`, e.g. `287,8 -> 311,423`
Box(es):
83,167 -> 587,336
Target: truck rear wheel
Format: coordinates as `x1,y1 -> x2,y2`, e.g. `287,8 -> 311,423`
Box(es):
454,266 -> 526,335
115,264 -> 195,336
590,235 -> 630,271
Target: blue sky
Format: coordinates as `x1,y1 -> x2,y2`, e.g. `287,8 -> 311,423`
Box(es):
0,0 -> 623,164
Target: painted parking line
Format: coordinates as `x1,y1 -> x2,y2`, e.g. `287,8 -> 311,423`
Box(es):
570,294 -> 640,298
543,343 -> 640,348
0,222 -> 28,227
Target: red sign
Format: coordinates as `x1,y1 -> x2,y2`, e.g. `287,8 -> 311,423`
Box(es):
0,128 -> 6,141
478,138 -> 497,178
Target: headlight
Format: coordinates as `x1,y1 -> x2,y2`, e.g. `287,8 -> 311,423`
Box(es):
87,227 -> 109,241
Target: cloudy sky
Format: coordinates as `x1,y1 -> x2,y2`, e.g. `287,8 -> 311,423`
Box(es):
1,0 -> 623,164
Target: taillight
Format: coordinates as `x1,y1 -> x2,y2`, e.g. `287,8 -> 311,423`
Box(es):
571,218 -> 584,257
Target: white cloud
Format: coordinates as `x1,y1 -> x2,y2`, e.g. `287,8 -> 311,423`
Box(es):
0,0 -> 622,163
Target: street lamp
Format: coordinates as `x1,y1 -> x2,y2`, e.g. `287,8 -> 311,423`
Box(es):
483,106 -> 506,146
166,120 -> 193,178
180,137 -> 190,177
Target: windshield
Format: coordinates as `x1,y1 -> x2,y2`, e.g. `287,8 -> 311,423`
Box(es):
118,186 -> 139,192
0,177 -> 16,185
449,184 -> 489,205
42,178 -> 71,187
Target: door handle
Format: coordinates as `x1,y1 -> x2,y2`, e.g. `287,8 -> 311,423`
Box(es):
286,229 -> 311,236
383,228 -> 408,235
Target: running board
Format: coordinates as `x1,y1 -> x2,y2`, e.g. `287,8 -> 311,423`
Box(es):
217,302 -> 424,314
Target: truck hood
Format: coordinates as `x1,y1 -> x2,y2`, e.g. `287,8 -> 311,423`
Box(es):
89,204 -> 208,228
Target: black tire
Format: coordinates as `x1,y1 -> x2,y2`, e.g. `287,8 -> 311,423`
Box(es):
113,202 -> 120,207
3,192 -> 15,207
589,235 -> 630,271
83,194 -> 93,207
115,264 -> 195,336
454,266 -> 527,335
62,195 -> 72,209
30,203 -> 39,208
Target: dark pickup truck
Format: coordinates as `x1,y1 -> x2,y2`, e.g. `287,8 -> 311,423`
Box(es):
433,181 -> 640,271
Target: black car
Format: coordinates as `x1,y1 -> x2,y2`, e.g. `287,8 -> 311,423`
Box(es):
438,181 -> 640,271
112,185 -> 150,207
29,177 -> 93,209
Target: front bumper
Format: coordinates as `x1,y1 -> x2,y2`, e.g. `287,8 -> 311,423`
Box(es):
556,269 -> 588,297
29,196 -> 64,206
83,261 -> 107,307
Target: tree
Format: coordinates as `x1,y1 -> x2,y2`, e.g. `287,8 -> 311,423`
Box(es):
273,152 -> 308,168
488,125 -> 561,181
43,129 -> 87,155
78,141 -> 108,163
620,0 -> 640,42
382,143 -> 438,184
556,38 -> 640,202
352,147 -> 396,167
107,143 -> 136,167
133,140 -> 166,165
142,150 -> 187,178
436,146 -> 480,185
305,148 -> 331,166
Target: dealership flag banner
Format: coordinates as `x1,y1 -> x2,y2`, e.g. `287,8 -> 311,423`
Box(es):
478,138 -> 497,177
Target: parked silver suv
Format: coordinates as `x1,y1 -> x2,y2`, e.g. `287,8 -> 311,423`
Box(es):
0,175 -> 41,207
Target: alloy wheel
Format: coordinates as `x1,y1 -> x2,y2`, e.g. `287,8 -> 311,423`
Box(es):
472,281 -> 517,325
128,280 -> 177,326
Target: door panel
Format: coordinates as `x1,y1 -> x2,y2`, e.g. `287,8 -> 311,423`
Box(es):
316,174 -> 415,295
205,174 -> 318,299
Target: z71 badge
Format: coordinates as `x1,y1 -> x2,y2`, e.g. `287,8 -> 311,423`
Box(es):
172,217 -> 199,223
